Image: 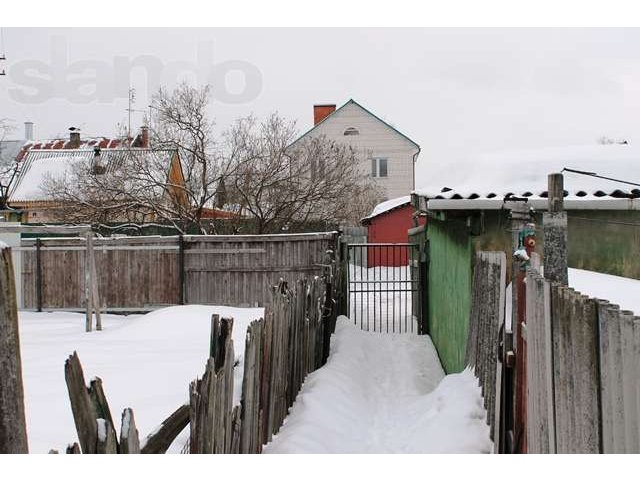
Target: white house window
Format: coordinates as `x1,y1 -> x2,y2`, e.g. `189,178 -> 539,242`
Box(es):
371,158 -> 388,178
344,127 -> 360,136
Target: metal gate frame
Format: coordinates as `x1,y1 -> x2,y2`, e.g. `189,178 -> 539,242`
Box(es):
346,243 -> 422,334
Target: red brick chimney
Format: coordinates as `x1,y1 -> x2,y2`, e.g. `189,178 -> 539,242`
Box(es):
140,126 -> 149,148
314,104 -> 336,125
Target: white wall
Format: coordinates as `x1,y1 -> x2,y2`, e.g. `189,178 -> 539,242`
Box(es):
304,102 -> 420,200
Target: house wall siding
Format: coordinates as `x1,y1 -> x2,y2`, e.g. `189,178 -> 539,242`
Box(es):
304,102 -> 419,200
426,217 -> 473,373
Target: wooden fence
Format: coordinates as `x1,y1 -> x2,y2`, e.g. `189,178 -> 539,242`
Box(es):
465,251 -> 506,447
19,232 -> 338,310
525,268 -> 640,454
189,275 -> 336,453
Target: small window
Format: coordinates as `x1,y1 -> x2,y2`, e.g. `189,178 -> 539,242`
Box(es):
379,158 -> 388,177
371,157 -> 388,178
344,127 -> 360,136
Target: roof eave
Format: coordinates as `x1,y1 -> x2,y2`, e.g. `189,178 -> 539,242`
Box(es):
426,198 -> 640,211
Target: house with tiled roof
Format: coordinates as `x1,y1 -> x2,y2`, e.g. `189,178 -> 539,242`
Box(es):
5,125 -> 187,223
289,99 -> 420,201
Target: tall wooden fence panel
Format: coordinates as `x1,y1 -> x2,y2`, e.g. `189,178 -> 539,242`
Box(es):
465,251 -> 506,443
525,270 -> 555,454
184,233 -> 337,307
189,275 -> 337,454
524,267 -> 640,454
596,300 -> 640,453
19,232 -> 338,310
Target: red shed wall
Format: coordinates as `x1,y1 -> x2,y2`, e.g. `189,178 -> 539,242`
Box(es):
366,204 -> 426,267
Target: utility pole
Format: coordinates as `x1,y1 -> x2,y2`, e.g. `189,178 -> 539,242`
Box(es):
543,173 -> 569,285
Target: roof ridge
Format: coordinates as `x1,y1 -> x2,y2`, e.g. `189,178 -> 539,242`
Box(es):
289,99 -> 420,150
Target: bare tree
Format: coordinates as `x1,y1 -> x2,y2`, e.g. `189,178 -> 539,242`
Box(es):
223,113 -> 384,234
42,86 -> 381,234
43,83 -> 229,234
43,149 -> 186,232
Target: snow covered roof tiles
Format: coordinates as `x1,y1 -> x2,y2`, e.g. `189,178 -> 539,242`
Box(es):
414,144 -> 640,210
9,148 -> 178,203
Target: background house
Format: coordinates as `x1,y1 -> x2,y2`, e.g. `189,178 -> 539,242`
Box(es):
8,147 -> 183,224
412,144 -> 640,373
290,99 -> 421,200
361,195 -> 426,266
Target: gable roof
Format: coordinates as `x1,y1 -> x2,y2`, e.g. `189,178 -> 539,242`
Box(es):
414,144 -> 640,211
361,195 -> 411,224
9,148 -> 178,203
290,99 -> 420,151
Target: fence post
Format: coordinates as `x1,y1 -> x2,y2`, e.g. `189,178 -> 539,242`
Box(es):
178,234 -> 185,305
36,237 -> 42,313
0,245 -> 29,453
543,173 -> 568,286
84,232 -> 93,332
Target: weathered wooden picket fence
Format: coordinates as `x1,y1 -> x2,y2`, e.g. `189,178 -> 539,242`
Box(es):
189,275 -> 335,454
62,350 -> 190,454
465,251 -> 506,447
525,267 -> 640,454
18,232 -> 338,310
0,245 -> 29,454
54,273 -> 337,454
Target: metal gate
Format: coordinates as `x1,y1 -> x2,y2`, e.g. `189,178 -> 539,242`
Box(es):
346,243 -> 422,334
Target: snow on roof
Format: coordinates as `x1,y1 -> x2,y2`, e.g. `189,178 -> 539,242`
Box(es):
362,195 -> 411,222
414,144 -> 640,206
9,152 -> 80,201
9,148 -> 177,203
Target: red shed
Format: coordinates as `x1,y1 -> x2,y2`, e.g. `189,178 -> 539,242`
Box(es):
361,196 -> 426,267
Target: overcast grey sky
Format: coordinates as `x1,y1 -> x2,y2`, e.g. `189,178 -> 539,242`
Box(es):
1,28 -> 639,186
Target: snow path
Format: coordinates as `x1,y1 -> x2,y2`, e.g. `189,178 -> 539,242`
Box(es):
264,316 -> 492,454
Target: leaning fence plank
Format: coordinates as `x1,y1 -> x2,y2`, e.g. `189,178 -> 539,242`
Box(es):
141,404 -> 190,454
119,408 -> 141,454
88,377 -> 117,450
621,311 -> 638,453
96,418 -> 118,454
66,442 -> 81,454
64,351 -> 98,454
0,245 -> 29,454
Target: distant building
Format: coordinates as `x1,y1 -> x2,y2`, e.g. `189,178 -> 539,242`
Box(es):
8,146 -> 184,224
361,195 -> 426,266
289,99 -> 420,200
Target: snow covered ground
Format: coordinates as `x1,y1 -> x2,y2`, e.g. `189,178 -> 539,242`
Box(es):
569,268 -> 640,315
18,305 -> 263,454
348,265 -> 418,333
264,317 -> 492,454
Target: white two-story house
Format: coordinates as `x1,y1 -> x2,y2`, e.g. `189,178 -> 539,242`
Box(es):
289,99 -> 421,200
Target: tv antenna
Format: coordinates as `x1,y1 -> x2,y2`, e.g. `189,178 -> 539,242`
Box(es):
125,87 -> 148,138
